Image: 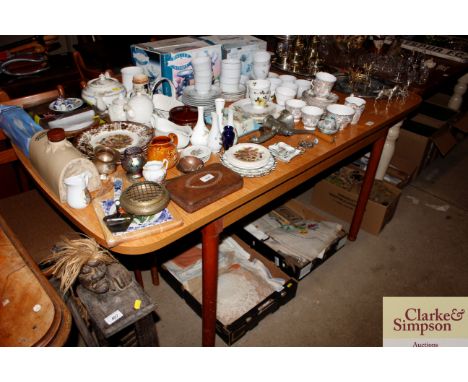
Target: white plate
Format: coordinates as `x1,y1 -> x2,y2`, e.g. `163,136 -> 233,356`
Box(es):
183,85 -> 221,100
49,97 -> 83,113
181,145 -> 212,163
220,153 -> 276,177
224,143 -> 271,170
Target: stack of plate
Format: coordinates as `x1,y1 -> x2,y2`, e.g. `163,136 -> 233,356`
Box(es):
181,85 -> 222,116
221,84 -> 246,102
220,143 -> 276,177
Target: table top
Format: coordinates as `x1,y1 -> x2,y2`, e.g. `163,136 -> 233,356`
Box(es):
15,92 -> 421,256
0,213 -> 71,346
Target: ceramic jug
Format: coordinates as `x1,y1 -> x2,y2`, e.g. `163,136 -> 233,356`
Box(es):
147,133 -> 179,169
108,95 -> 127,121
142,160 -> 169,183
64,172 -> 91,209
126,74 -> 154,125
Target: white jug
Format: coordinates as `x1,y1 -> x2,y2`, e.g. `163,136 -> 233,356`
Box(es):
64,172 -> 91,209
142,160 -> 168,183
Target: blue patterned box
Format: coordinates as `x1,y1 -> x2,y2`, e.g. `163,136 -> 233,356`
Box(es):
130,37 -> 222,98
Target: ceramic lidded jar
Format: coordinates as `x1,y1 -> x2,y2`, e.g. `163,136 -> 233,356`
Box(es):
147,133 -> 179,169
81,72 -> 126,113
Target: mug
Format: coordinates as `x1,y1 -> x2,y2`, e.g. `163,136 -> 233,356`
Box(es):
247,79 -> 271,108
345,96 -> 367,125
312,72 -> 337,98
285,99 -> 306,122
301,106 -> 324,130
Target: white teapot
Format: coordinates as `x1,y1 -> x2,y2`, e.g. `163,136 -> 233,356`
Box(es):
126,74 -> 154,125
81,72 -> 126,113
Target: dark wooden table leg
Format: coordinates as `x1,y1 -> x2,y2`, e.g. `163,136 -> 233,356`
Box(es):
201,218 -> 224,347
150,264 -> 159,286
134,270 -> 144,288
348,134 -> 386,241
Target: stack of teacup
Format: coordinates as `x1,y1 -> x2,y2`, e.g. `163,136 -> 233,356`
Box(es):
220,59 -> 242,94
252,51 -> 271,80
192,55 -> 213,95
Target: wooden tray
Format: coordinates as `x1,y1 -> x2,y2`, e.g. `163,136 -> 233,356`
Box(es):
166,163 -> 243,213
92,183 -> 183,248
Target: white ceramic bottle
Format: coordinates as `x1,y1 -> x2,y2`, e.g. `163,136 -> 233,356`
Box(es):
190,106 -> 210,147
208,111 -> 222,153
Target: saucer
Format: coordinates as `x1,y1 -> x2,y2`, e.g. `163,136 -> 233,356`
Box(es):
181,145 -> 211,163
237,99 -> 277,116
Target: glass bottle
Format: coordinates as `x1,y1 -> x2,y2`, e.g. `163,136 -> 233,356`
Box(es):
222,109 -> 236,151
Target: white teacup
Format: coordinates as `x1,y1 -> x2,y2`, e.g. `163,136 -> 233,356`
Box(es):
221,83 -> 241,93
247,79 -> 271,108
268,77 -> 283,95
301,106 -> 324,130
344,96 -> 367,125
275,86 -> 296,106
285,99 -> 307,122
195,82 -> 211,95
253,63 -> 270,80
268,72 -> 279,78
279,74 -> 297,83
281,81 -> 298,93
192,55 -> 211,69
312,72 -> 337,98
326,104 -> 355,130
142,160 -> 168,183
295,79 -> 312,98
253,51 -> 271,63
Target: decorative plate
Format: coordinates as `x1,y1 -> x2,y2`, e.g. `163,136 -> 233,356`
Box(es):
49,97 -> 83,113
181,145 -> 211,163
220,153 -> 276,178
74,121 -> 154,158
224,143 -> 271,170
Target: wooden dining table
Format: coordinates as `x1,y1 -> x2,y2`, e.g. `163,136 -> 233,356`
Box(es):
13,91 -> 421,346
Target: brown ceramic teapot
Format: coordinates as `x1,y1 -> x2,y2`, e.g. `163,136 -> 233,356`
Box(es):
147,133 -> 179,169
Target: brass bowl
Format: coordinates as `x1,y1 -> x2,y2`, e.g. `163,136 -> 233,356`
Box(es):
176,155 -> 204,174
119,181 -> 170,216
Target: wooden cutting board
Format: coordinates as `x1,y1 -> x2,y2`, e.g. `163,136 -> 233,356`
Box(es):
166,163 -> 243,213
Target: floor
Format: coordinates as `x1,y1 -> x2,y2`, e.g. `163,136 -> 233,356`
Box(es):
1,134 -> 467,347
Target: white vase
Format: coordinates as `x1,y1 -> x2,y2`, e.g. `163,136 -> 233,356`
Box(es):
190,106 -> 210,147
208,112 -> 222,153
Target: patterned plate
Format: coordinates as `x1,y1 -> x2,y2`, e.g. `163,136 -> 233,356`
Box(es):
74,121 -> 154,159
220,153 -> 276,178
224,143 -> 271,170
49,97 -> 83,113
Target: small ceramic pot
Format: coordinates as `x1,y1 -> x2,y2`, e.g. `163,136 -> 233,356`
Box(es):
147,134 -> 179,169
169,105 -> 198,128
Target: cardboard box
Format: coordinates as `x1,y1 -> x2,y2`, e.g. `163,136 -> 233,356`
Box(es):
160,235 -> 297,346
130,37 -> 222,97
392,116 -> 457,176
236,199 -> 347,280
199,35 -> 268,81
310,166 -> 402,235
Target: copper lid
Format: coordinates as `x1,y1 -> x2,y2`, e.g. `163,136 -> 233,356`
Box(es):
133,74 -> 149,85
47,128 -> 66,142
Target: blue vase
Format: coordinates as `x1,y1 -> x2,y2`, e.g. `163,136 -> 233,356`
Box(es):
222,125 -> 235,151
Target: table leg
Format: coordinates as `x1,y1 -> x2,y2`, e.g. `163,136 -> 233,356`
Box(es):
201,218 -> 224,347
348,135 -> 386,241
